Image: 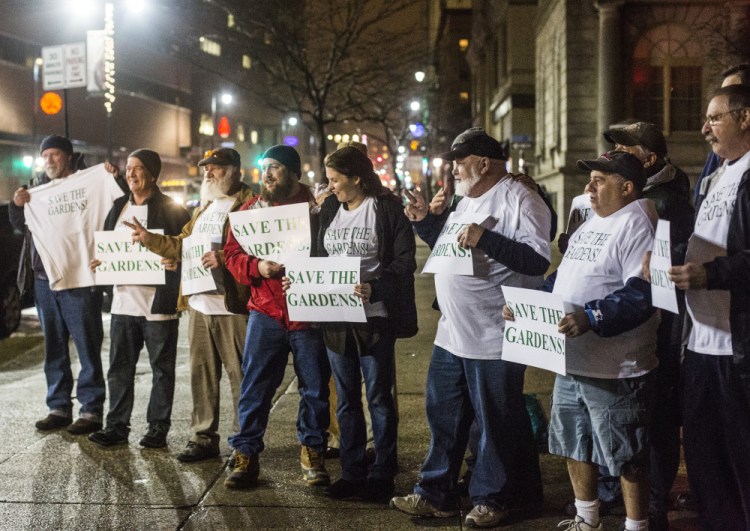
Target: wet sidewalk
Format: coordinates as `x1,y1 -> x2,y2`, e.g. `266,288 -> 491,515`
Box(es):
0,242 -> 699,530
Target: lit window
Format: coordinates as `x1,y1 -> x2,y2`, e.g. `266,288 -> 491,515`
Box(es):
227,14 -> 235,28
632,24 -> 704,133
459,92 -> 470,101
458,38 -> 469,52
200,37 -> 221,57
242,54 -> 252,69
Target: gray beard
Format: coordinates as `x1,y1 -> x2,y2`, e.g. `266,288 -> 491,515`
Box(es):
455,173 -> 481,196
200,180 -> 229,204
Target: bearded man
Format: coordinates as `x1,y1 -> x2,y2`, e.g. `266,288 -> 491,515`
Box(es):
392,128 -> 550,528
127,148 -> 254,462
221,144 -> 331,490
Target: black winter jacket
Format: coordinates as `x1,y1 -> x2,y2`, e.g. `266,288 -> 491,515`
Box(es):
317,193 -> 418,338
102,190 -> 190,315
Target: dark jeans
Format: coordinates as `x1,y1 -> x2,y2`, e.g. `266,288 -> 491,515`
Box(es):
229,311 -> 330,457
682,349 -> 750,531
106,314 -> 179,434
34,279 -> 104,418
327,329 -> 397,482
414,345 -> 542,510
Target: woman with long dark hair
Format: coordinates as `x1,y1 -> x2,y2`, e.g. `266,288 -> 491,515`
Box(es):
317,146 -> 417,501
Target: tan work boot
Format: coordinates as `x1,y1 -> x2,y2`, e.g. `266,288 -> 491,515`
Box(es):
300,445 -> 330,486
224,451 -> 260,489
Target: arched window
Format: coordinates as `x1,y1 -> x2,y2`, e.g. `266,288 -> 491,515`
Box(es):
632,24 -> 704,134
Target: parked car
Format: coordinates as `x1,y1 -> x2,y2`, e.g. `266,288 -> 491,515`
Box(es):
0,202 -> 24,338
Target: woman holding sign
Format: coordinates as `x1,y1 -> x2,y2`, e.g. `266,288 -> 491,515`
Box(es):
315,146 -> 417,502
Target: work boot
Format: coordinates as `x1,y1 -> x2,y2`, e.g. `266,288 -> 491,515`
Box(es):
35,414 -> 72,431
300,445 -> 330,486
67,418 -> 103,435
224,451 -> 260,489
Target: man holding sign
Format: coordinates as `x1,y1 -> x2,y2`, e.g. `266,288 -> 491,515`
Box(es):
667,85 -> 750,530
9,134 -> 126,435
530,151 -> 659,531
126,148 -> 254,462
223,145 -> 330,490
392,128 -> 550,528
88,149 -> 189,448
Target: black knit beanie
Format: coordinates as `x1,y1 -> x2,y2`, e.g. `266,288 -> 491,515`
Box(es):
129,149 -> 162,179
262,144 -> 301,178
39,134 -> 73,155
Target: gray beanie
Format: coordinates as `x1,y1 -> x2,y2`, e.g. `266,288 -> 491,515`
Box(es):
40,134 -> 73,155
129,149 -> 161,179
262,144 -> 301,178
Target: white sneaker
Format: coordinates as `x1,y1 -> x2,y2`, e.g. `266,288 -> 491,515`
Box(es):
465,504 -> 510,528
557,515 -> 603,530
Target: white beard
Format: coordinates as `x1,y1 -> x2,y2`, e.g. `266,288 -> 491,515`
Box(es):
200,179 -> 229,204
455,173 -> 481,196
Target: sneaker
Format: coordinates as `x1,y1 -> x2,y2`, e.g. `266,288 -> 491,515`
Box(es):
366,477 -> 395,503
176,441 -> 220,463
224,451 -> 260,489
139,427 -> 168,448
89,428 -> 128,447
465,504 -> 510,528
35,414 -> 72,431
67,418 -> 103,435
390,493 -> 459,518
300,446 -> 330,486
557,516 -> 603,530
325,478 -> 367,500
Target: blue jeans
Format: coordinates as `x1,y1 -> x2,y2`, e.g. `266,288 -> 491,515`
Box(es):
34,279 -> 104,419
106,314 -> 179,434
327,329 -> 397,482
229,311 -> 330,456
415,345 -> 541,510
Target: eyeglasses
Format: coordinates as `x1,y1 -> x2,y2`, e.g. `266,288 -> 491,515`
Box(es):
704,109 -> 742,126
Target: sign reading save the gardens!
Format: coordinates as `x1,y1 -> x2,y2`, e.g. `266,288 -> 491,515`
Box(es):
421,212 -> 489,275
181,233 -> 217,296
284,257 -> 366,323
94,229 -> 165,285
501,286 -> 567,375
649,220 -> 678,314
228,203 -> 311,265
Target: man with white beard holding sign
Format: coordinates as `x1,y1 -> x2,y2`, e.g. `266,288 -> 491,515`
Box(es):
126,148 -> 254,463
391,128 -> 550,528
514,151 -> 659,531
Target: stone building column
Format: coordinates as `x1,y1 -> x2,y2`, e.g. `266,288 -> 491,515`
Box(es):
595,0 -> 625,154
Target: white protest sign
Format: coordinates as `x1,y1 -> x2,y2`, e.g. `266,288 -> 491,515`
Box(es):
284,257 -> 366,323
228,203 -> 311,264
422,212 -> 489,275
94,229 -> 165,285
181,233 -> 217,296
501,286 -> 567,375
649,220 -> 678,314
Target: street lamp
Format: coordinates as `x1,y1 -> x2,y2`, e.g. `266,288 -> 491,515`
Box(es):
414,71 -> 425,83
410,100 -> 421,112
